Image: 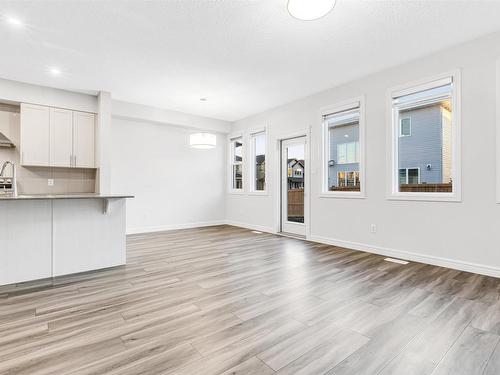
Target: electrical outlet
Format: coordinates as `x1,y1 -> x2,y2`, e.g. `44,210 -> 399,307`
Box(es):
370,224 -> 377,233
47,179 -> 54,187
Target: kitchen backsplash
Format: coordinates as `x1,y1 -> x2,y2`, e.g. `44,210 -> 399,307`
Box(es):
0,104 -> 96,194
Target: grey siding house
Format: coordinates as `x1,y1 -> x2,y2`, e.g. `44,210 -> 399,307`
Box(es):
328,121 -> 360,189
398,102 -> 452,186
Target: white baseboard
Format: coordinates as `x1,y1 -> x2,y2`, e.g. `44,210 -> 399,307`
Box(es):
224,220 -> 276,234
308,234 -> 500,279
126,220 -> 226,235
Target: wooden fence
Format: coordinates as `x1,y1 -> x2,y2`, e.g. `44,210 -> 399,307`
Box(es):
330,186 -> 361,192
287,189 -> 304,219
399,183 -> 452,192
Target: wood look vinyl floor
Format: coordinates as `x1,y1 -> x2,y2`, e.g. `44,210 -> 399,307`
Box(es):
1,225 -> 500,375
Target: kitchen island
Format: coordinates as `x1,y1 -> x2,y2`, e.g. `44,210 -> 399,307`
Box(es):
0,194 -> 133,286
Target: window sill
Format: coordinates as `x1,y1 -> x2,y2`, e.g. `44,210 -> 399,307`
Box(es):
319,192 -> 365,199
386,193 -> 461,202
247,191 -> 269,196
228,190 -> 245,195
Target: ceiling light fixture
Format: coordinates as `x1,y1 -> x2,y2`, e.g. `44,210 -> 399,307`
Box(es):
6,16 -> 24,28
200,98 -> 207,102
287,0 -> 336,21
50,67 -> 61,76
190,133 -> 216,149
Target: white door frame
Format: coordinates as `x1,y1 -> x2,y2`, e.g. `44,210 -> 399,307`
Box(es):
274,129 -> 311,237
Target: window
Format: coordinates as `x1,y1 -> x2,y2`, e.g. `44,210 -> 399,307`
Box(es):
400,117 -> 411,136
338,171 -> 360,188
399,168 -> 420,185
336,142 -> 359,164
250,131 -> 266,192
322,99 -> 363,195
390,73 -> 460,199
230,136 -> 243,191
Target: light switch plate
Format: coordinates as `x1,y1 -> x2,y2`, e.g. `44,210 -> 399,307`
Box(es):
47,179 -> 54,186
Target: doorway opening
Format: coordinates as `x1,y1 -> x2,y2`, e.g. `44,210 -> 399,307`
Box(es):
280,136 -> 306,237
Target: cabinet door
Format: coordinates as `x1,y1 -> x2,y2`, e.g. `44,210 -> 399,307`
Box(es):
20,103 -> 50,166
50,107 -> 73,167
73,111 -> 95,168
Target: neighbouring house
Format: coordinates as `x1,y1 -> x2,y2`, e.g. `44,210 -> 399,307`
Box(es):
255,154 -> 265,190
328,120 -> 360,190
398,100 -> 452,191
287,158 -> 304,190
234,141 -> 243,189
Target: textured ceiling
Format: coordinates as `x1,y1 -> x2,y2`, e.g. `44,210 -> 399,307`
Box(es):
1,0 -> 500,121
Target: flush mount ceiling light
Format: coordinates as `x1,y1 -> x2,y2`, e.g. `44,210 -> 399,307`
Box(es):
49,67 -> 61,76
190,133 -> 216,149
6,16 -> 24,28
287,0 -> 336,21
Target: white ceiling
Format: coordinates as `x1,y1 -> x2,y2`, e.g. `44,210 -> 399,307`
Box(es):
1,1 -> 500,122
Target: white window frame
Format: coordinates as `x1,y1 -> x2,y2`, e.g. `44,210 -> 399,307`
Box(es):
320,96 -> 365,199
399,117 -> 412,137
248,127 -> 268,195
387,70 -> 461,202
497,58 -> 500,203
398,167 -> 421,185
228,134 -> 244,194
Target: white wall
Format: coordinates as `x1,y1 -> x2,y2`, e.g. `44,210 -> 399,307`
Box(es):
227,31 -> 500,277
111,117 -> 226,234
113,100 -> 231,134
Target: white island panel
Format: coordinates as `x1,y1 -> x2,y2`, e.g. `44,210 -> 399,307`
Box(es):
0,200 -> 52,285
52,198 -> 126,277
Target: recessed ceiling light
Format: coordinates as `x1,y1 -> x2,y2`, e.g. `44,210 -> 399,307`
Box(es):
287,0 -> 336,21
200,98 -> 207,102
6,16 -> 24,28
50,68 -> 61,76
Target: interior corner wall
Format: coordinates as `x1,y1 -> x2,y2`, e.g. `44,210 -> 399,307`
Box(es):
110,116 -> 226,234
226,31 -> 500,277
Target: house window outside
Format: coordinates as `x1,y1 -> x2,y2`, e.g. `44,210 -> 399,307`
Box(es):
336,142 -> 358,164
230,137 -> 243,190
251,132 -> 266,191
399,168 -> 420,185
392,76 -> 455,194
324,104 -> 361,192
338,171 -> 359,188
400,117 -> 411,136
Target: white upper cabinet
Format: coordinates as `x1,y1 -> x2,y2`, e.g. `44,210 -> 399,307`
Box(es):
20,104 -> 50,167
20,104 -> 96,168
50,107 -> 73,167
73,111 -> 95,168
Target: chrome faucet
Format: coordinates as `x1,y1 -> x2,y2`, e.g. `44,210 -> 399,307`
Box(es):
0,161 -> 17,196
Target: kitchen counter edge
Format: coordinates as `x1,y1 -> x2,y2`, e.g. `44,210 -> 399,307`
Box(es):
0,194 -> 134,201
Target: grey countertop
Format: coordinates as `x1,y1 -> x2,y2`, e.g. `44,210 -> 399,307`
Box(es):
0,193 -> 134,201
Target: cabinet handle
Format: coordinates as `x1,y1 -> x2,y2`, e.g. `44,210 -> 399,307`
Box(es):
74,155 -> 76,167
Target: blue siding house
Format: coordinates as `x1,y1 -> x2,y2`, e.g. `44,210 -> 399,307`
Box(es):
398,102 -> 452,187
328,121 -> 360,189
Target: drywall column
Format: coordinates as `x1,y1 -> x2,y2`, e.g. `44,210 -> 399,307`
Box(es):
97,91 -> 112,194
